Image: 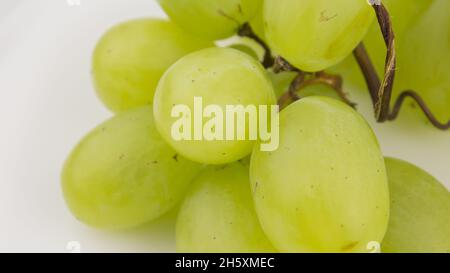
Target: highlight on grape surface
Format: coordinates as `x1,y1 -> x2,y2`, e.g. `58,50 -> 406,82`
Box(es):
58,0 -> 450,254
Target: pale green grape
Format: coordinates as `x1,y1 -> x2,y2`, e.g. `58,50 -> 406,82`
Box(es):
176,163 -> 276,253
157,0 -> 262,40
250,97 -> 389,253
249,3 -> 265,41
264,0 -> 374,72
362,0 -> 433,74
382,158 -> 450,253
92,19 -> 211,112
153,47 -> 276,165
332,0 -> 434,87
394,0 -> 450,124
61,106 -> 203,230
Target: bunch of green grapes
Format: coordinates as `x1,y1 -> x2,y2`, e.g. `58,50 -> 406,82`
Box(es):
92,19 -> 211,112
60,0 -> 450,254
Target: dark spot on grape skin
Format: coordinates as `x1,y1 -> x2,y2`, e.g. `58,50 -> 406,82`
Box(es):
212,236 -> 217,240
119,154 -> 125,160
319,10 -> 338,22
341,241 -> 359,251
253,181 -> 259,194
237,4 -> 243,15
172,154 -> 178,162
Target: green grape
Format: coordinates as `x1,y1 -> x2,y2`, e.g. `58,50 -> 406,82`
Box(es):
176,163 -> 276,253
92,19 -> 211,112
394,0 -> 450,123
249,3 -> 265,41
250,97 -> 389,253
153,47 -> 277,165
331,0 -> 433,85
264,0 -> 374,72
157,0 -> 262,40
61,106 -> 203,230
382,158 -> 450,253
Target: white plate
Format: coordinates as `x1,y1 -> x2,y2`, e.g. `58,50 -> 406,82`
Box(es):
0,0 -> 448,253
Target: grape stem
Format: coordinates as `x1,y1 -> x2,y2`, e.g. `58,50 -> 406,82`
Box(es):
354,3 -> 450,130
274,57 -> 356,108
238,23 -> 275,68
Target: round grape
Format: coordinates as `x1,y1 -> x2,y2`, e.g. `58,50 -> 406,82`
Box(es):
176,163 -> 276,253
250,96 -> 389,252
92,19 -> 211,112
61,106 -> 203,230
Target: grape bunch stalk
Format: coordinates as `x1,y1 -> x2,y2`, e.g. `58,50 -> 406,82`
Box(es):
239,2 -> 450,130
61,0 -> 450,254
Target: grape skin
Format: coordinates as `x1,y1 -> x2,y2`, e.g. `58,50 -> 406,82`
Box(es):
383,158 -> 450,253
153,47 -> 276,165
61,106 -> 203,230
264,0 -> 374,72
157,0 -> 261,40
176,163 -> 276,253
92,19 -> 211,113
250,96 -> 389,253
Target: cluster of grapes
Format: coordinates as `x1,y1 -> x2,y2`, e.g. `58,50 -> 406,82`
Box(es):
61,0 -> 450,253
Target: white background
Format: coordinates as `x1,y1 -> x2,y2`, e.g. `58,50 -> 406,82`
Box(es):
0,0 -> 448,253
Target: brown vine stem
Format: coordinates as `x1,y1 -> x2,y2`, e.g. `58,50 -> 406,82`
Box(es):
238,23 -> 275,68
354,3 -> 449,129
278,73 -> 303,108
274,57 -> 356,108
